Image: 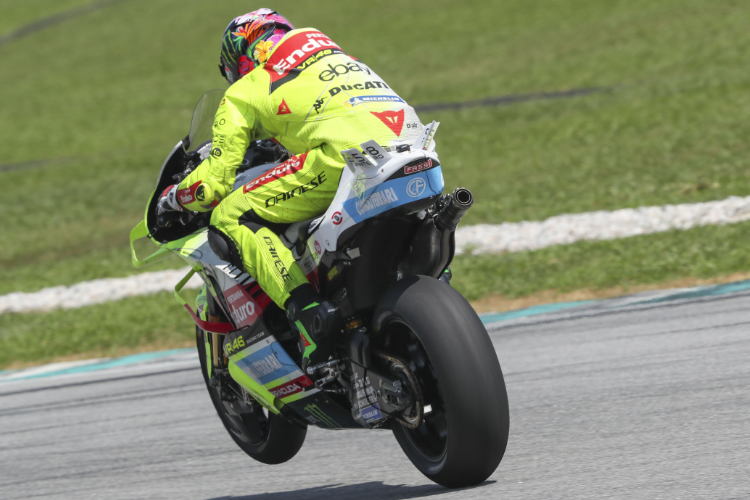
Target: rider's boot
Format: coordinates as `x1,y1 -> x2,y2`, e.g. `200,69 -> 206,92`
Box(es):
285,285 -> 341,372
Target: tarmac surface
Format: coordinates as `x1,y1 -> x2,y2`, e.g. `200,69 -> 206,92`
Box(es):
1,289 -> 749,499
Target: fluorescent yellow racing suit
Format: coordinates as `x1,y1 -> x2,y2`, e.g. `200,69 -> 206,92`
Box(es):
177,28 -> 424,307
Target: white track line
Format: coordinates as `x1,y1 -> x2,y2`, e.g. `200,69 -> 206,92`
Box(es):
0,269 -> 202,314
455,195 -> 750,254
3,195 -> 750,315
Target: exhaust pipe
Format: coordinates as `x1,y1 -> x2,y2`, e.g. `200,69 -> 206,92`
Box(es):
436,187 -> 474,231
399,187 -> 474,279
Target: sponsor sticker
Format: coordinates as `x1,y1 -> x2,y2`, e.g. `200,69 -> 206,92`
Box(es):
404,159 -> 433,175
265,31 -> 344,93
246,353 -> 282,378
177,181 -> 201,205
312,98 -> 325,114
264,172 -> 327,207
355,187 -> 399,215
269,375 -> 314,398
342,150 -> 374,171
304,403 -> 340,429
358,140 -> 392,168
243,153 -> 308,193
234,343 -> 299,385
371,110 -> 405,136
318,61 -> 372,81
223,284 -> 259,327
277,98 -> 291,115
343,95 -> 405,108
314,240 -> 322,255
329,80 -> 390,97
263,237 -> 291,281
406,178 -> 427,198
195,184 -> 206,202
358,404 -> 382,423
342,167 -> 444,224
331,211 -> 343,225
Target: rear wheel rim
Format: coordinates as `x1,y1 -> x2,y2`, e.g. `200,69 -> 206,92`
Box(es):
385,320 -> 448,463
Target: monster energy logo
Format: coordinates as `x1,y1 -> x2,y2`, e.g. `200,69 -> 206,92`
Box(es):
304,404 -> 339,428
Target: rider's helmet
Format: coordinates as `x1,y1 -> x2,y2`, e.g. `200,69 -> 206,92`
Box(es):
219,8 -> 294,84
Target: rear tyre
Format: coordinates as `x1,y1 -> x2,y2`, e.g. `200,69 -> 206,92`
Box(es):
373,276 -> 510,488
196,327 -> 307,464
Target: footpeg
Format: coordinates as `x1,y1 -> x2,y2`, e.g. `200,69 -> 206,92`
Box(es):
305,358 -> 341,376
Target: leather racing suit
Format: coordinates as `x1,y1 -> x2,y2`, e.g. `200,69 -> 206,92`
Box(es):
177,28 -> 424,308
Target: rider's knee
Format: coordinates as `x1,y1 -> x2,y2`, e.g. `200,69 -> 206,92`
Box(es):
207,226 -> 244,270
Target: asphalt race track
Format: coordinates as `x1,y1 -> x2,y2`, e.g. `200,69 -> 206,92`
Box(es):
1,290 -> 749,499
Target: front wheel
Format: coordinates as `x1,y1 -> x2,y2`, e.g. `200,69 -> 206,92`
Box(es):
196,327 -> 307,464
373,276 -> 510,488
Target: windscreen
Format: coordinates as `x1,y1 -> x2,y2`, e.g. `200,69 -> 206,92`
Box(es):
185,89 -> 226,151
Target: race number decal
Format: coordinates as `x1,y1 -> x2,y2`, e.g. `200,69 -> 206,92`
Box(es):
341,148 -> 375,171
358,140 -> 391,168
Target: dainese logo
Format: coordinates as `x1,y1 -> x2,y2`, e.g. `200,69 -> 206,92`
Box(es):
195,184 -> 206,202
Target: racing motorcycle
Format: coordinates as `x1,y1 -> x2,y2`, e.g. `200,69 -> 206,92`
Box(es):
130,90 -> 509,488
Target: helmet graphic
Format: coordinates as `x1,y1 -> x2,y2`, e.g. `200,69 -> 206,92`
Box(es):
219,8 -> 294,84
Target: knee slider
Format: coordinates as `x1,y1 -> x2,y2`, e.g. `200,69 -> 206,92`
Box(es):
207,226 -> 244,269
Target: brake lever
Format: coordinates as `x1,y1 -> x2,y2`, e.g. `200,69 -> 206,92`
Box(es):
156,211 -> 194,228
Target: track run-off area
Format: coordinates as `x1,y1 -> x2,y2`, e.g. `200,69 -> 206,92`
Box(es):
4,194 -> 750,315
1,285 -> 748,499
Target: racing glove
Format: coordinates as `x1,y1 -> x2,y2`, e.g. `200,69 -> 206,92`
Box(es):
156,185 -> 183,215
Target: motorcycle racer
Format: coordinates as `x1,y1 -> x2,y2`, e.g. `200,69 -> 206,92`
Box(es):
157,8 -> 425,368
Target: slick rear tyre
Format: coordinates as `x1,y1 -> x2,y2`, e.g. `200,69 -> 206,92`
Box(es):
373,276 -> 510,488
196,327 -> 306,465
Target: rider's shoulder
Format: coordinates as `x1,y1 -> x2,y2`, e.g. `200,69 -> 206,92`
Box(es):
273,27 -> 336,48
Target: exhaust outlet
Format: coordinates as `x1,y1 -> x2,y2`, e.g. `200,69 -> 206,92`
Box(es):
436,187 -> 474,230
398,187 -> 474,279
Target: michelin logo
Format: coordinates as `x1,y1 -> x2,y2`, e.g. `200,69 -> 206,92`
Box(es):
343,95 -> 406,108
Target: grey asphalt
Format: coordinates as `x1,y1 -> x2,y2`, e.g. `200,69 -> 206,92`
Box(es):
1,291 -> 749,499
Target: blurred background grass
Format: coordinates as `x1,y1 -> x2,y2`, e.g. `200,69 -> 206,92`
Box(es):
1,0 -> 750,366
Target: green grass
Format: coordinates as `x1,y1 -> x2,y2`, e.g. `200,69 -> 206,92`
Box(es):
2,0 -> 750,365
452,221 -> 750,301
429,80 -> 750,224
0,0 -> 95,35
0,290 -> 198,368
0,145 -> 188,294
